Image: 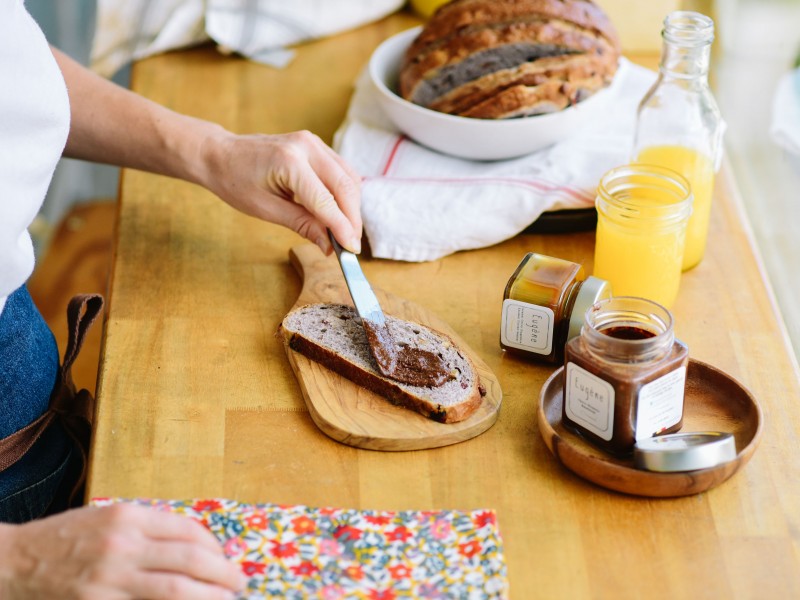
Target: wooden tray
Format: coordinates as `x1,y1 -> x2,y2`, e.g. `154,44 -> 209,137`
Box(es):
537,359 -> 763,497
281,244 -> 502,451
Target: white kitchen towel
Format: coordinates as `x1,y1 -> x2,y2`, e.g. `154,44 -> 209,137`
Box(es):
771,67 -> 800,156
334,58 -> 657,262
91,0 -> 404,77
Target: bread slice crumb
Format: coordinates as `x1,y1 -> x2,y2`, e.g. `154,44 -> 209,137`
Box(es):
280,303 -> 484,423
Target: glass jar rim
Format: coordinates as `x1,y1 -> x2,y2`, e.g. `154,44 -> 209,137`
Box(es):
582,296 -> 675,362
596,164 -> 693,226
663,11 -> 714,48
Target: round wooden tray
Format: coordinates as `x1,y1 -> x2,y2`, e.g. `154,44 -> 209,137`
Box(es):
537,358 -> 763,497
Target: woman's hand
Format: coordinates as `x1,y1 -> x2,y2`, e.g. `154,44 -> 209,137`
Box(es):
198,129 -> 363,255
53,48 -> 362,256
0,504 -> 245,600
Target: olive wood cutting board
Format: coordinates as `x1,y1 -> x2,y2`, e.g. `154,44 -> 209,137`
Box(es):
280,244 -> 502,451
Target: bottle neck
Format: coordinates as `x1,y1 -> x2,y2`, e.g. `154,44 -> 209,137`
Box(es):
660,42 -> 711,79
659,11 -> 714,80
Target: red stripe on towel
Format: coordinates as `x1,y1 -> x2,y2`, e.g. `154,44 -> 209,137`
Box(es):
381,136 -> 406,176
364,175 -> 594,205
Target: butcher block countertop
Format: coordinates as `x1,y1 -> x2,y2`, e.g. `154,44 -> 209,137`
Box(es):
86,11 -> 800,599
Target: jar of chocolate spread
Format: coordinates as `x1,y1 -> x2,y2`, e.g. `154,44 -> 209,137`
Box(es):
563,296 -> 689,455
501,253 -> 611,364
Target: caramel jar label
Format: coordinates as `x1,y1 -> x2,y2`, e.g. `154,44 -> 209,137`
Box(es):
635,366 -> 686,440
565,362 -> 615,441
500,299 -> 555,355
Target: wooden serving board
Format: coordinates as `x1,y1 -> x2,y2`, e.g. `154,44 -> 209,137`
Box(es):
280,244 -> 502,451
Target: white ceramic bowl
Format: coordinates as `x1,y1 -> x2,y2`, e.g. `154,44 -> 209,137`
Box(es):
368,26 -> 620,161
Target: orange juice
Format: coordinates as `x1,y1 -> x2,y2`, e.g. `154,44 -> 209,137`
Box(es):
635,145 -> 714,270
593,165 -> 692,309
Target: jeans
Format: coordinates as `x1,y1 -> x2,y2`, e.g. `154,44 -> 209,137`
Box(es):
0,285 -> 73,522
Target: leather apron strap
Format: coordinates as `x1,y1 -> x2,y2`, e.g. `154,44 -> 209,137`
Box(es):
0,295 -> 104,501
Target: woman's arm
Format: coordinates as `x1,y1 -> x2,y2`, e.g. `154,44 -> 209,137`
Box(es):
52,48 -> 362,254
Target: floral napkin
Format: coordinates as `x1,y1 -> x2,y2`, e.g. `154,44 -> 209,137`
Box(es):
90,497 -> 509,599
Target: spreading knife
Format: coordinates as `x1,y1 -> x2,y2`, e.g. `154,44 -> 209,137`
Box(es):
328,230 -> 398,377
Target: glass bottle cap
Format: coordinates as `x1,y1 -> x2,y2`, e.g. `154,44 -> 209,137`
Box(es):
634,432 -> 736,472
567,276 -> 612,342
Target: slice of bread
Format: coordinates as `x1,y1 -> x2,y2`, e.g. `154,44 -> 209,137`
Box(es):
280,303 -> 485,423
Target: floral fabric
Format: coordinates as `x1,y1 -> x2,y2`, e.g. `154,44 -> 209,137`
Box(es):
90,497 -> 509,599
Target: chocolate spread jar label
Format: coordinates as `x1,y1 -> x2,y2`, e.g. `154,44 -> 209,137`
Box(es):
635,366 -> 686,440
565,362 -> 615,441
500,299 -> 554,355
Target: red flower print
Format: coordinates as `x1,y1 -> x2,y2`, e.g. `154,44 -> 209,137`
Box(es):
269,540 -> 299,559
319,507 -> 338,516
367,590 -> 396,600
344,564 -> 364,581
290,561 -> 319,577
192,499 -> 222,512
365,514 -> 392,526
385,527 -> 413,543
292,515 -> 317,535
387,564 -> 412,579
473,510 -> 496,528
245,511 -> 269,530
458,540 -> 483,559
333,525 -> 363,542
241,561 -> 266,576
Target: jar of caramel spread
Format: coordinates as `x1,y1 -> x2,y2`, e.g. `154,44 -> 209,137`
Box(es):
501,253 -> 611,364
563,296 -> 689,455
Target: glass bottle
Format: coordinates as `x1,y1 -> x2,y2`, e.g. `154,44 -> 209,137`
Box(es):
593,164 -> 692,309
563,296 -> 689,455
632,11 -> 725,271
501,253 -> 611,364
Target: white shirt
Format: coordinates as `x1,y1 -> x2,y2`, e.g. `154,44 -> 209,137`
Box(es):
0,0 -> 70,315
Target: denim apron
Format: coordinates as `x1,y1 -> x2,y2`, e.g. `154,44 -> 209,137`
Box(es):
0,286 -> 102,523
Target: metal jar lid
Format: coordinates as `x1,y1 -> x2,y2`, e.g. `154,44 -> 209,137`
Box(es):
567,276 -> 612,342
634,432 -> 737,472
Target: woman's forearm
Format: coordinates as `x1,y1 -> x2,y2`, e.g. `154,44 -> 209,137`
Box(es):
50,46 -> 362,254
52,47 -> 226,188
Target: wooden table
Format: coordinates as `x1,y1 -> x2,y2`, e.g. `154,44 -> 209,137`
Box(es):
87,11 -> 800,599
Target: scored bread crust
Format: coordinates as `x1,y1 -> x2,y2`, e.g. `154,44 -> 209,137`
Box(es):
406,0 -> 619,59
429,53 -> 609,117
280,303 -> 484,424
400,19 -> 617,105
399,0 -> 620,119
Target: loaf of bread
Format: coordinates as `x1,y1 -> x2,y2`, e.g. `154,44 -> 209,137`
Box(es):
280,303 -> 485,423
399,0 -> 621,119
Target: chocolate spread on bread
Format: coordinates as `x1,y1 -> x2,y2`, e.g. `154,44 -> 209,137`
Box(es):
362,319 -> 450,388
281,303 -> 483,423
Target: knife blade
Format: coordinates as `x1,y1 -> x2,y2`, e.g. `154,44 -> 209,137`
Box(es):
328,231 -> 450,387
328,231 -> 396,377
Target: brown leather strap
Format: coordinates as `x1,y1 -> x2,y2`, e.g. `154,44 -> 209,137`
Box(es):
0,412 -> 54,472
0,294 -> 104,481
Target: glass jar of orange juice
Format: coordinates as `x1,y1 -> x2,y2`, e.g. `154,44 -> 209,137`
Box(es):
593,165 -> 692,309
632,11 -> 724,271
